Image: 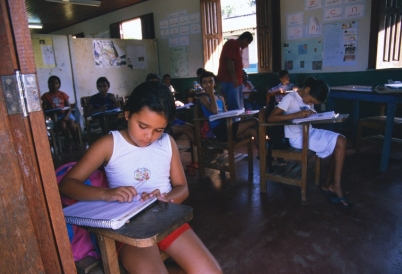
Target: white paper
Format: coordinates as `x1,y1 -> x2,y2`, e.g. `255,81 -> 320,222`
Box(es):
209,109 -> 245,122
292,111 -> 336,124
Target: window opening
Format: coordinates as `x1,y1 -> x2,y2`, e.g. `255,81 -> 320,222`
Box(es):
121,17 -> 142,39
221,0 -> 257,73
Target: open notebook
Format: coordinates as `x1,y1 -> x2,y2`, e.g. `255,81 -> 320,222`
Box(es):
63,196 -> 157,230
209,108 -> 245,122
292,111 -> 339,124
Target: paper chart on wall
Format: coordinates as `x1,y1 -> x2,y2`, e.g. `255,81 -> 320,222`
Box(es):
126,45 -> 147,69
93,40 -> 126,68
170,46 -> 189,77
32,37 -> 56,68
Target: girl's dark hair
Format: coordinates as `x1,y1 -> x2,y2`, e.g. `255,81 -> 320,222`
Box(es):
278,70 -> 289,79
96,77 -> 110,87
196,68 -> 206,76
303,77 -> 330,103
199,70 -> 218,84
125,81 -> 176,126
48,75 -> 61,86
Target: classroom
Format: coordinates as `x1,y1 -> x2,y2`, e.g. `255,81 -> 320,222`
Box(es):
1,0 -> 402,273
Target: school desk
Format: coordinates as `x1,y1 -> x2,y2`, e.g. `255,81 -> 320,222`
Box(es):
88,201 -> 193,274
328,86 -> 402,172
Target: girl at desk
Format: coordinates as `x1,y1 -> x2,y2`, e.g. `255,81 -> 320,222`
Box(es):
199,71 -> 259,152
41,75 -> 80,151
85,77 -> 119,117
59,81 -> 222,274
267,77 -> 351,209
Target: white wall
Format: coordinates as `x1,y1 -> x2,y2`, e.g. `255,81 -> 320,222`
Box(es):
280,0 -> 372,72
32,34 -> 76,102
52,0 -> 203,78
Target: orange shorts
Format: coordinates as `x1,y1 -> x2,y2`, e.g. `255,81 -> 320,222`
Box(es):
116,223 -> 191,253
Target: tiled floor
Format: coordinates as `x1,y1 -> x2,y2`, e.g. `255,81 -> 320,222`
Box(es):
54,132 -> 402,274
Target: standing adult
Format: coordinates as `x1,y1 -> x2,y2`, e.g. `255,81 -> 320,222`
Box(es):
217,31 -> 253,110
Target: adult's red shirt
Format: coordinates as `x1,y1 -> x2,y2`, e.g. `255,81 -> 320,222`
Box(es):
217,39 -> 243,85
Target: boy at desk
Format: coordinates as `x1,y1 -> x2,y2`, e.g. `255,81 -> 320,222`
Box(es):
267,77 -> 351,209
41,75 -> 80,151
84,77 -> 119,117
267,70 -> 299,105
59,81 -> 222,274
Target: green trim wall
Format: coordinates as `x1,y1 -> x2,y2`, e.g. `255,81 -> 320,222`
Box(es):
171,68 -> 402,132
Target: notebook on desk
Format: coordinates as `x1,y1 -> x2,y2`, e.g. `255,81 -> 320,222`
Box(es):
63,196 -> 157,230
292,111 -> 338,124
209,108 -> 245,122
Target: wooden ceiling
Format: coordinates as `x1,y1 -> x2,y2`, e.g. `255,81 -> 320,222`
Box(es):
25,0 -> 146,34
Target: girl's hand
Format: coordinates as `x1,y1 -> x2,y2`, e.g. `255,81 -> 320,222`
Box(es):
103,186 -> 137,203
298,110 -> 315,118
140,189 -> 174,203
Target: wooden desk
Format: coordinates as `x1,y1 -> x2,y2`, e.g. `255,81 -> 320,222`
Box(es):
91,109 -> 124,134
258,111 -> 349,200
88,201 -> 193,274
328,86 -> 402,171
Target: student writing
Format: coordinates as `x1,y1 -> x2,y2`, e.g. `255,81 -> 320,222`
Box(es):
59,81 -> 222,273
267,77 -> 351,209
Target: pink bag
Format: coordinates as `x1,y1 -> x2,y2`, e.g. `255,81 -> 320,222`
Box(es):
56,162 -> 109,261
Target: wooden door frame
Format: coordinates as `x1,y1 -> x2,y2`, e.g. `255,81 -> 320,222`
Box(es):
0,0 -> 75,272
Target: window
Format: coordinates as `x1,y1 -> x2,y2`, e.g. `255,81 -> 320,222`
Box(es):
110,13 -> 154,39
121,18 -> 142,39
201,0 -> 281,73
372,0 -> 402,69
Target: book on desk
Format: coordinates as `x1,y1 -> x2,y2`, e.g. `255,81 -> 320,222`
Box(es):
292,111 -> 339,124
63,196 -> 157,230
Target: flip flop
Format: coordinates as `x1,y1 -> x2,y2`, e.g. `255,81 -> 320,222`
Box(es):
330,196 -> 353,209
321,188 -> 349,197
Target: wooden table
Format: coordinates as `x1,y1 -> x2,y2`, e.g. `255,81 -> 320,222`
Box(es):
91,109 -> 124,134
88,201 -> 193,274
328,85 -> 402,171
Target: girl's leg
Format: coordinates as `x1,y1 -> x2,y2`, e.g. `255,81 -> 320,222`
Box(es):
166,229 -> 222,274
328,135 -> 347,198
119,244 -> 168,274
236,118 -> 259,150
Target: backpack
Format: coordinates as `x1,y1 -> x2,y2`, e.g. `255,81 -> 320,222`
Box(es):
56,162 -> 109,261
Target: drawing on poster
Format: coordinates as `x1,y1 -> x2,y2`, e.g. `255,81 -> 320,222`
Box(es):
170,46 -> 189,77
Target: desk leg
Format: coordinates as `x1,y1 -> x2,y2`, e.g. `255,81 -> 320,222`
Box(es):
97,234 -> 120,274
380,103 -> 397,172
351,100 -> 359,146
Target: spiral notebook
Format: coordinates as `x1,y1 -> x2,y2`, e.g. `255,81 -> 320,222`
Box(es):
63,196 -> 157,230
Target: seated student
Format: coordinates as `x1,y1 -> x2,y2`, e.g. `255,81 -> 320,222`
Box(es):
242,70 -> 261,111
162,73 -> 176,94
146,73 -> 198,174
84,77 -> 119,117
58,81 -> 222,274
199,70 -> 259,152
267,77 -> 351,209
267,70 -> 299,105
41,75 -> 80,151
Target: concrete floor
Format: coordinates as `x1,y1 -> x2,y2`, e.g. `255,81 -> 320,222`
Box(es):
53,133 -> 402,274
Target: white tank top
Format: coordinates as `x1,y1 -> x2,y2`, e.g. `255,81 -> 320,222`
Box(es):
105,131 -> 173,194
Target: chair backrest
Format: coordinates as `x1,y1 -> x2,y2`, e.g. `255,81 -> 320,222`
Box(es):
259,106 -> 289,150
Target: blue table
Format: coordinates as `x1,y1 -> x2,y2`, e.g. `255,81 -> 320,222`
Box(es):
328,85 -> 402,172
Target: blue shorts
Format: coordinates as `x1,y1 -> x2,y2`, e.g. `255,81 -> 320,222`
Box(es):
57,112 -> 76,121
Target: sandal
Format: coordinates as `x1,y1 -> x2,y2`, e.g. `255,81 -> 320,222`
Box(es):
321,188 -> 349,197
330,196 -> 353,209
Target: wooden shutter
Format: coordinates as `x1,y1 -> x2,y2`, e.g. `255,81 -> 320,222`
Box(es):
375,0 -> 402,69
201,0 -> 223,74
141,13 -> 155,39
256,0 -> 280,72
